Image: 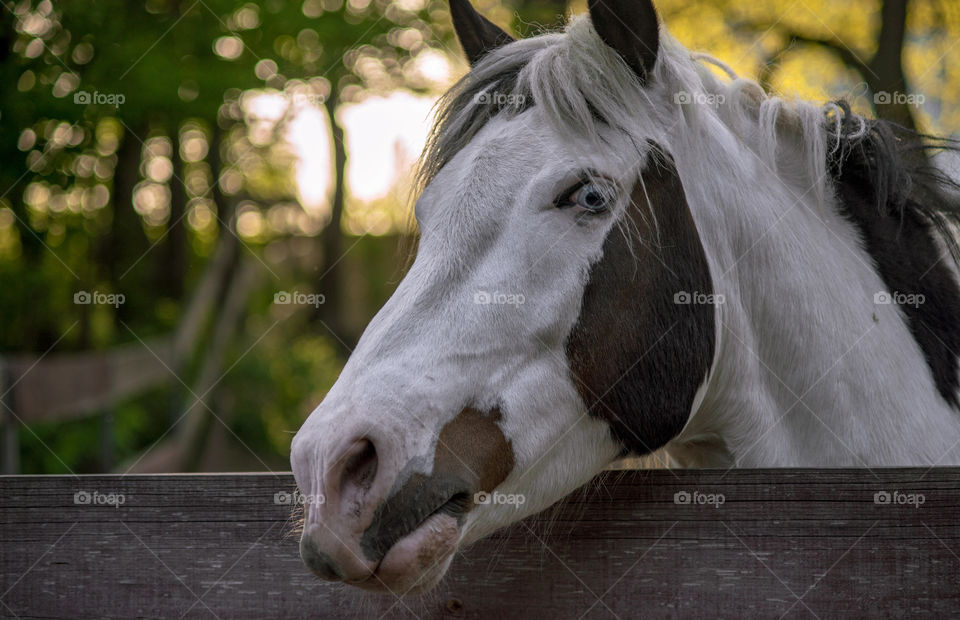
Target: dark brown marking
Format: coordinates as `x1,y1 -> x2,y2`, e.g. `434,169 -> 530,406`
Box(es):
566,145 -> 716,456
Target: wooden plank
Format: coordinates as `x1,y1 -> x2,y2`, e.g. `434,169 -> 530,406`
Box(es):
3,339 -> 174,423
1,469 -> 959,618
0,363 -> 17,474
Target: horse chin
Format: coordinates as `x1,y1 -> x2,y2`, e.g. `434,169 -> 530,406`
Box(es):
348,512 -> 460,595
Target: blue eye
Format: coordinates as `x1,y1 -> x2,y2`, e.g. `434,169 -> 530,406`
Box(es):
562,180 -> 616,213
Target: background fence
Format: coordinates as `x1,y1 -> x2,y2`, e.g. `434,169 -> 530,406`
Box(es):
2,469 -> 958,618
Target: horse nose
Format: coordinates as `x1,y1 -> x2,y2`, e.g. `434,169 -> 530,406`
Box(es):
299,530 -> 344,581
335,437 -> 379,504
294,437 -> 382,582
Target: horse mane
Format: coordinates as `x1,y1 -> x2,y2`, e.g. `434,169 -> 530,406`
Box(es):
826,101 -> 960,264
418,15 -> 960,254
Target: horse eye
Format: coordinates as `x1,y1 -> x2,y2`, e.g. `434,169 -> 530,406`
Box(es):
564,181 -> 614,213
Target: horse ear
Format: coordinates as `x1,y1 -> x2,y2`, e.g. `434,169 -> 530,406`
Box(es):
449,0 -> 515,66
587,0 -> 660,83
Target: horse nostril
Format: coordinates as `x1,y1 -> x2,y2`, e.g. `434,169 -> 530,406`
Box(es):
300,534 -> 344,582
340,438 -> 378,494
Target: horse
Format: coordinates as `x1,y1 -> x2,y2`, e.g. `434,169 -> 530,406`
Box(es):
290,0 -> 960,595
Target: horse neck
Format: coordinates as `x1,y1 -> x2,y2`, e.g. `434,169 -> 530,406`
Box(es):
665,123 -> 960,467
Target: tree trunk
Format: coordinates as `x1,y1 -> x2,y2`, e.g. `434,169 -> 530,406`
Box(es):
743,0 -> 921,140
208,124 -> 234,228
313,88 -> 351,352
159,125 -> 187,300
100,125 -> 146,326
870,0 -> 917,133
164,121 -> 237,429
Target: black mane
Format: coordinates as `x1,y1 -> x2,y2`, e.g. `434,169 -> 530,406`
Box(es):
828,101 -> 960,407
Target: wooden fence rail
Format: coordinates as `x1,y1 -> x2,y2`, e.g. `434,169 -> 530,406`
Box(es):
2,469 -> 959,618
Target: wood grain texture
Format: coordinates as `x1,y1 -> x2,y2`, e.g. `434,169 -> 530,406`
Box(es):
2,470 -> 959,619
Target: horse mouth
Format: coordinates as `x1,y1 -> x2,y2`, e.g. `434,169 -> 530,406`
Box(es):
347,508 -> 463,594
347,480 -> 474,593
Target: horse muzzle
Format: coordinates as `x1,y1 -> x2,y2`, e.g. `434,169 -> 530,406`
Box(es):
292,432 -> 478,593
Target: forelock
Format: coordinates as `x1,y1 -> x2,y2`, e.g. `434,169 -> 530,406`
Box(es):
416,16 -> 650,194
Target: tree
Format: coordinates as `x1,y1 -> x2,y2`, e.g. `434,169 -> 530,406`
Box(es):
656,0 -> 960,141
286,0 -> 437,351
0,0 -> 438,472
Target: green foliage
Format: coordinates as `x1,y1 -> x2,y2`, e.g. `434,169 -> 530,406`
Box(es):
1,0 -> 439,472
20,384 -> 171,474
224,325 -> 344,462
7,0 -> 957,473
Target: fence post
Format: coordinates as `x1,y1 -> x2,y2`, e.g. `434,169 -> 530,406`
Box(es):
1,359 -> 19,474
100,409 -> 114,472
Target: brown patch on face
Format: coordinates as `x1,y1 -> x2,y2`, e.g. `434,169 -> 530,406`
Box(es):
359,406 -> 514,561
566,145 -> 716,456
434,406 -> 515,493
